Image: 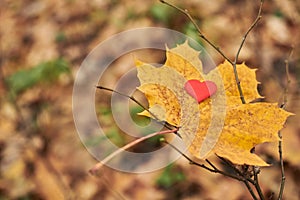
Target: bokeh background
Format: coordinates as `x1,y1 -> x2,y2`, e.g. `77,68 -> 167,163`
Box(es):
1,0 -> 300,199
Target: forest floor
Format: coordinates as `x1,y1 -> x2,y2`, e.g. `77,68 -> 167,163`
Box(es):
1,0 -> 300,199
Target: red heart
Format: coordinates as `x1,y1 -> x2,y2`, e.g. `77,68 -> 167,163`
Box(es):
184,79 -> 217,103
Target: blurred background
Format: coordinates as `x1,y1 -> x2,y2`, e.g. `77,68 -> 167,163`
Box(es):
0,0 -> 299,199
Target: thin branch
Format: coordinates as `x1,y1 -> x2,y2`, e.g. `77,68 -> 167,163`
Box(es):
277,47 -> 293,200
217,156 -> 252,183
96,86 -> 147,113
231,2 -> 264,198
217,156 -> 258,200
96,86 -> 176,130
253,166 -> 265,200
160,0 -> 263,105
217,156 -> 242,175
160,0 -> 232,64
277,130 -> 285,200
243,179 -> 258,200
233,0 -> 263,104
280,48 -> 293,109
162,139 -> 259,199
160,138 -> 213,171
234,0 -> 263,65
159,1 -> 266,199
161,139 -> 253,182
205,159 -> 218,170
89,128 -> 178,176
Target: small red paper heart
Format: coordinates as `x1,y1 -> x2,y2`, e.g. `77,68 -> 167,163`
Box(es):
184,79 -> 217,103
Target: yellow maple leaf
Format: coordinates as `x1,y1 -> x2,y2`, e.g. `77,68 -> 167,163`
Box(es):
136,41 -> 292,166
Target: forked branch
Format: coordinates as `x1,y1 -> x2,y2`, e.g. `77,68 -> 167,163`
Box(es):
160,0 -> 263,104
162,139 -> 259,200
159,1 -> 265,199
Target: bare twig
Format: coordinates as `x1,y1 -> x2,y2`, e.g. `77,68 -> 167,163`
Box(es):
234,0 -> 263,65
277,47 -> 293,200
96,85 -> 147,111
159,1 -> 266,199
160,139 -> 249,181
160,0 -> 263,105
159,0 -> 232,63
245,181 -> 259,200
233,0 -> 263,104
217,156 -> 258,200
89,128 -> 178,175
280,48 -> 293,109
96,86 -> 176,130
205,159 -> 218,170
277,130 -> 285,200
253,166 -> 265,200
228,1 -> 264,197
163,139 -> 260,199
